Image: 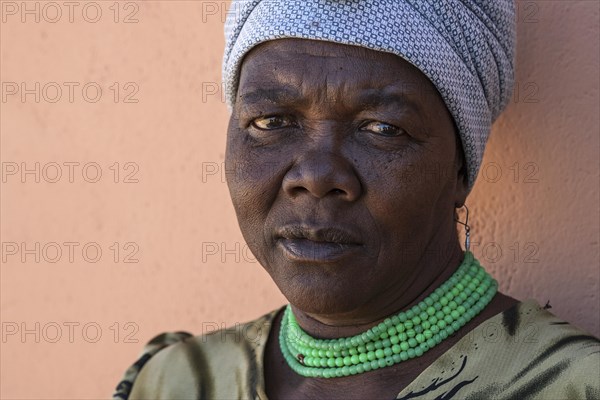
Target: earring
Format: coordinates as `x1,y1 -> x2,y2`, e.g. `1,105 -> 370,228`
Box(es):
455,204 -> 471,252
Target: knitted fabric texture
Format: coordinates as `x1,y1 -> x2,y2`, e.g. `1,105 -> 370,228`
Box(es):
222,0 -> 516,187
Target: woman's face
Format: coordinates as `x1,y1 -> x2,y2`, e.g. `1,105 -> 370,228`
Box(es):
226,39 -> 468,319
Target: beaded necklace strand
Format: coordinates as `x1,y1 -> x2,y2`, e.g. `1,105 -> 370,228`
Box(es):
279,251 -> 497,378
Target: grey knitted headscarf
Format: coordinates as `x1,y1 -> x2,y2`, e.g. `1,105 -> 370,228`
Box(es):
222,0 -> 516,188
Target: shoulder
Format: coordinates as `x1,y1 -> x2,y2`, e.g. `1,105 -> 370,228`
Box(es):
398,299 -> 600,400
509,301 -> 600,398
463,299 -> 599,398
112,308 -> 281,400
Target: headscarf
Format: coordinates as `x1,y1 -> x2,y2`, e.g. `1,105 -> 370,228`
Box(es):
222,0 -> 516,188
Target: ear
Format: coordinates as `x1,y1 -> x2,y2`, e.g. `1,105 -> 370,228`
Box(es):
453,138 -> 469,208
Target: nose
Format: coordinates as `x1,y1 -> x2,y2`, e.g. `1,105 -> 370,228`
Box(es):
282,150 -> 362,201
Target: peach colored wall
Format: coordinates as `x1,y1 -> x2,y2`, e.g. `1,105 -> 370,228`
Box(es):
0,1 -> 597,398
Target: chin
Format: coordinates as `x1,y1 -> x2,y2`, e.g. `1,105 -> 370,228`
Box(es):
276,273 -> 367,316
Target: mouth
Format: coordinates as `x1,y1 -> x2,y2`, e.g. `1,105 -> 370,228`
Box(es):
275,225 -> 363,263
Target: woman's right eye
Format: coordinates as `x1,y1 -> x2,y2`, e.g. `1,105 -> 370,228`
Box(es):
251,116 -> 295,130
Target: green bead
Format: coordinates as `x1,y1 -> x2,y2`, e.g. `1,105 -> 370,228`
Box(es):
349,365 -> 358,375
367,351 -> 376,361
351,355 -> 360,365
359,353 -> 368,363
408,338 -> 418,348
384,347 -> 393,357
335,358 -> 344,367
343,356 -> 352,366
427,306 -> 436,316
407,348 -> 416,358
375,349 -> 385,359
400,341 -> 409,351
392,344 -> 401,354
390,335 -> 400,345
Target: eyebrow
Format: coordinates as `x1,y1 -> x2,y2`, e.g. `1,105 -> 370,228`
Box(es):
238,87 -> 302,106
355,90 -> 421,112
238,86 -> 422,112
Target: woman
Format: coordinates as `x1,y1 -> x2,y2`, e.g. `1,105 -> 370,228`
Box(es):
114,1 -> 600,399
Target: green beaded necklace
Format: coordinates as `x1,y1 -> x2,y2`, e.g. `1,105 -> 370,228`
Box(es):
279,251 -> 497,378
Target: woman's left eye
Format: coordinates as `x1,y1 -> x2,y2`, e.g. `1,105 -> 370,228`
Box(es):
360,121 -> 405,137
251,115 -> 295,130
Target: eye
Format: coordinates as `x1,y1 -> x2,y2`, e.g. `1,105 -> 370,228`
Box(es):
360,121 -> 406,137
251,115 -> 295,130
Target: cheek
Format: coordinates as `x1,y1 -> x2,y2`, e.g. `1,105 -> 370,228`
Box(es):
225,127 -> 284,234
363,156 -> 457,245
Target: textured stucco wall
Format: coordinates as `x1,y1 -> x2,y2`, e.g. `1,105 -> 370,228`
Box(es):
1,1 -> 598,398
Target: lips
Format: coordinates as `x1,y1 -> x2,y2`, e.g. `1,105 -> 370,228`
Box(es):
275,225 -> 363,263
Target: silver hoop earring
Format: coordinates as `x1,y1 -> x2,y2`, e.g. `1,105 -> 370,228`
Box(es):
455,204 -> 471,251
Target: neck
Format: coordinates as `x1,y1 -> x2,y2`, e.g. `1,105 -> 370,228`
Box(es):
290,243 -> 465,339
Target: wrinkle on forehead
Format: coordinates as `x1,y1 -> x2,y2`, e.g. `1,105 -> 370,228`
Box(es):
248,38 -> 387,61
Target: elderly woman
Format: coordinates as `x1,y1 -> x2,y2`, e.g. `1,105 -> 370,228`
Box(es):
114,1 -> 599,399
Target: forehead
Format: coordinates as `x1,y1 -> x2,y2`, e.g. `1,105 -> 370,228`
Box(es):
237,38 -> 440,105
